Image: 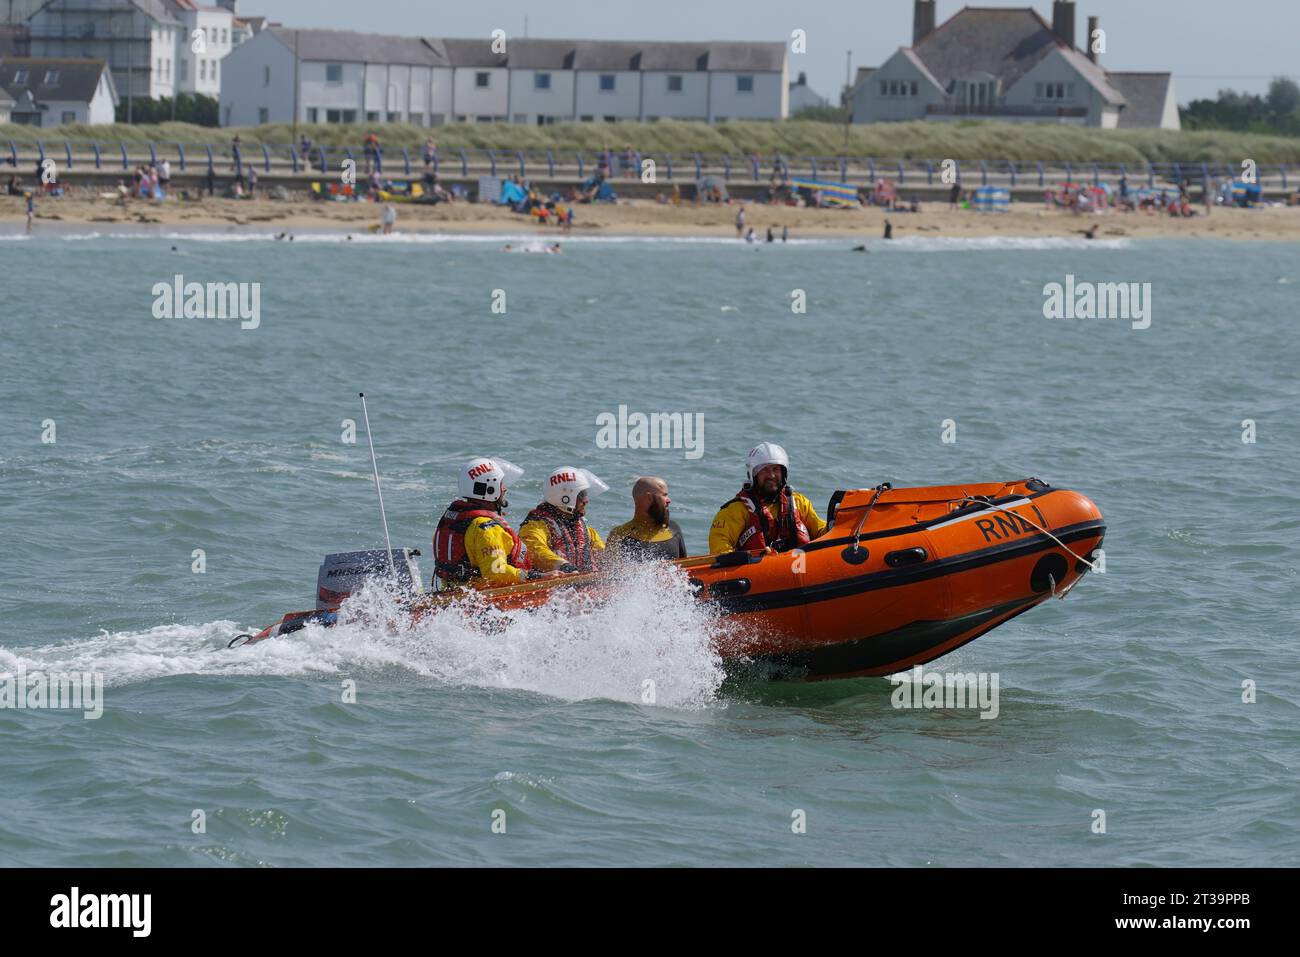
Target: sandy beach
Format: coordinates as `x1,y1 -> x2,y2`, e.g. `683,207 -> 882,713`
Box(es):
4,190 -> 1300,240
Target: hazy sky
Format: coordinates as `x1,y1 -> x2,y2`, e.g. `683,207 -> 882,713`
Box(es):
243,0 -> 1295,107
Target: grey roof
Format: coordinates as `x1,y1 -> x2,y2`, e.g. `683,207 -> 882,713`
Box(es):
508,39 -> 576,70
440,37 -> 507,68
912,7 -> 1061,93
704,42 -> 785,72
0,56 -> 113,102
899,47 -> 943,90
258,31 -> 787,72
127,0 -> 182,25
638,42 -> 709,71
267,27 -> 451,67
573,40 -> 643,71
1109,72 -> 1174,128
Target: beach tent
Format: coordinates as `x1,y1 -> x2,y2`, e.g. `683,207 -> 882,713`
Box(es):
789,178 -> 860,207
972,186 -> 1010,212
1231,181 -> 1263,207
499,180 -> 527,207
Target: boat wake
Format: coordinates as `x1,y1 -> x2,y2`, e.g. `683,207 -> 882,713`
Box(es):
0,563 -> 726,709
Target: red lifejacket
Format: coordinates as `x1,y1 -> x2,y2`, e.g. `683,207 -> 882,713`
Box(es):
433,499 -> 526,585
524,502 -> 597,572
730,485 -> 810,553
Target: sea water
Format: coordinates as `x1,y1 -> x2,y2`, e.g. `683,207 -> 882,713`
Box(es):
0,229 -> 1296,866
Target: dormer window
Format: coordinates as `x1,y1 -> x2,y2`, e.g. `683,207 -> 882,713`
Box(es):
13,69 -> 29,85
44,70 -> 60,86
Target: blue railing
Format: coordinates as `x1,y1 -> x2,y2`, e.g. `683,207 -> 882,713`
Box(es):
4,140 -> 1297,192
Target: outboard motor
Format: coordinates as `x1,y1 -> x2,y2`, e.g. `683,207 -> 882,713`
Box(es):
315,548 -> 424,610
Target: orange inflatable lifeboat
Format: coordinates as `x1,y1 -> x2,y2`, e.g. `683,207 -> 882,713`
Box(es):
237,478 -> 1104,682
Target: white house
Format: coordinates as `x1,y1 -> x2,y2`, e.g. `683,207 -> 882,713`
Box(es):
218,32 -> 790,126
220,27 -> 453,127
168,0 -> 237,98
788,72 -> 828,113
29,0 -> 180,103
851,1 -> 1179,129
0,56 -> 118,124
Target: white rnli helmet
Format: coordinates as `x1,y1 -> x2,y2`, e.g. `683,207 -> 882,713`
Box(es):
543,467 -> 610,513
746,442 -> 790,483
457,457 -> 524,503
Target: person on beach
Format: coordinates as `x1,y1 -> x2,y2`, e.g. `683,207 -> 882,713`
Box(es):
423,138 -> 436,167
884,219 -> 894,240
25,191 -> 34,233
766,226 -> 774,243
521,468 -> 608,574
948,180 -> 961,210
607,477 -> 687,562
381,204 -> 396,235
709,443 -> 826,555
433,458 -> 557,590
735,207 -> 746,237
248,166 -> 258,199
782,225 -> 789,242
158,159 -> 171,198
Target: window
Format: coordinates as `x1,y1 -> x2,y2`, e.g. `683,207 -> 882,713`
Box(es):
221,29 -> 227,45
475,71 -> 490,88
209,27 -> 216,43
513,113 -> 528,123
62,111 -> 76,123
326,64 -> 342,84
307,107 -> 318,123
263,66 -> 270,87
534,72 -> 551,90
258,107 -> 269,124
475,115 -> 494,123
14,69 -> 28,85
212,61 -> 218,82
200,60 -> 206,81
580,114 -> 593,122
326,109 -> 342,123
387,112 -> 400,122
180,59 -> 187,81
603,115 -> 616,122
910,80 -> 918,95
599,74 -> 615,92
667,74 -> 682,92
366,111 -> 379,121
156,58 -> 161,75
736,75 -> 754,93
44,70 -> 59,86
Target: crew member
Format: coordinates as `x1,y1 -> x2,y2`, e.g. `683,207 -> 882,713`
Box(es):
521,468 -> 608,573
433,458 -> 555,590
708,443 -> 827,554
607,477 -> 687,561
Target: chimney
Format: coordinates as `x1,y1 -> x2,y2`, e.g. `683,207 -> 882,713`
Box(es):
1052,1 -> 1076,48
913,0 -> 937,45
1086,16 -> 1099,62
216,0 -> 239,12
797,71 -> 807,86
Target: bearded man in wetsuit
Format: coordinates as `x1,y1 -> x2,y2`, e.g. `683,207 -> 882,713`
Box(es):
607,477 -> 687,561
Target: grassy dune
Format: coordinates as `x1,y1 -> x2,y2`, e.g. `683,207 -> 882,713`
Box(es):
3,119 -> 1299,164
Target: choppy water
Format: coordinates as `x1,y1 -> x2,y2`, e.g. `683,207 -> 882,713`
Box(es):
1,227 -> 1296,866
